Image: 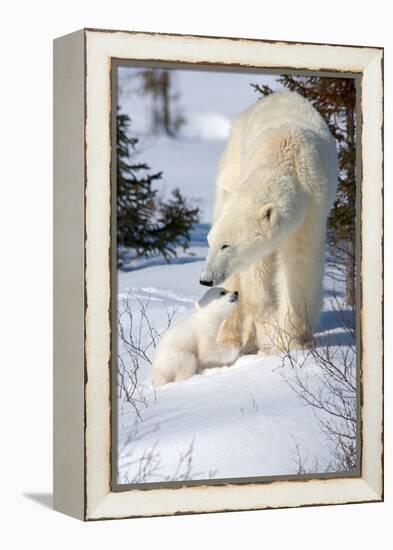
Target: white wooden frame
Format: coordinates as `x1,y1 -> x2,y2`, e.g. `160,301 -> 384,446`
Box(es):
53,28 -> 383,521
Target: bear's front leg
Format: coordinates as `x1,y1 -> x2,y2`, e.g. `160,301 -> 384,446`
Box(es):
275,212 -> 325,352
254,320 -> 282,355
245,253 -> 278,355
216,308 -> 243,348
256,320 -> 313,355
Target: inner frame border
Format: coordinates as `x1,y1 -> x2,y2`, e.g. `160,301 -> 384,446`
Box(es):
109,58 -> 363,493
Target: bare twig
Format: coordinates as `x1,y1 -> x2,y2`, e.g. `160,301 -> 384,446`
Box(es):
267,295 -> 357,473
117,289 -> 178,419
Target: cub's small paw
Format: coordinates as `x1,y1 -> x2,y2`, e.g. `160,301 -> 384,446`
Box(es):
224,348 -> 241,364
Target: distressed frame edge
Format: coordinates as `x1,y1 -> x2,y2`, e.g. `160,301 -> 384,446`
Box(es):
83,26 -> 384,53
80,29 -> 383,521
358,48 -> 384,501
53,29 -> 86,520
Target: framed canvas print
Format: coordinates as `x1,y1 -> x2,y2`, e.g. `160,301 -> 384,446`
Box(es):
53,28 -> 384,520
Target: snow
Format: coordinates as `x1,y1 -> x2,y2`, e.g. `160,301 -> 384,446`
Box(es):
117,67 -> 283,223
115,67 -> 356,485
118,67 -> 281,137
181,112 -> 231,140
116,226 -> 355,485
125,136 -> 226,222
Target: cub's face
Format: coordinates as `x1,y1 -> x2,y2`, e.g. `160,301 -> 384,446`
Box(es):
200,193 -> 278,287
197,287 -> 239,319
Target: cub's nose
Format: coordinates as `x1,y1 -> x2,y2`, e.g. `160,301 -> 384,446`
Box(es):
234,291 -> 239,297
200,279 -> 213,287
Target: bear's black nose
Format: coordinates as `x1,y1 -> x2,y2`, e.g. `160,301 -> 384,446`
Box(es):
234,291 -> 239,296
200,279 -> 213,287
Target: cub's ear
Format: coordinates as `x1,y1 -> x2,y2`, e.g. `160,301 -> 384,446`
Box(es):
259,203 -> 275,223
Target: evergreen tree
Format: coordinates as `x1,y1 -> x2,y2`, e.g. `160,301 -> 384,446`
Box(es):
252,77 -> 356,306
117,112 -> 199,266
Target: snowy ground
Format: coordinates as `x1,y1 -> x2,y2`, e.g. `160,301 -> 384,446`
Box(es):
116,67 -> 356,485
117,67 -> 282,222
116,225 -> 357,485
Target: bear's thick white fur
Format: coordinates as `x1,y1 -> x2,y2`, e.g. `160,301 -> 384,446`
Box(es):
152,288 -> 240,387
200,91 -> 338,353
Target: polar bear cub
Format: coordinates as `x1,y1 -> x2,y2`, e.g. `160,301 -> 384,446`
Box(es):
152,288 -> 240,387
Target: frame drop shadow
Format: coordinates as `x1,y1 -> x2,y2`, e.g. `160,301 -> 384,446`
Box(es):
23,493 -> 53,509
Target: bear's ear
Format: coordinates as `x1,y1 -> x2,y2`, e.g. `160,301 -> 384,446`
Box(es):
259,203 -> 275,223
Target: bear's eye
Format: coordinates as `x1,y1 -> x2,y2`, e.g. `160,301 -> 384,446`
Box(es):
220,244 -> 229,250
220,291 -> 226,296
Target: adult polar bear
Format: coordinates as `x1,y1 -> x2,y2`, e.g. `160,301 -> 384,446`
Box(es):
200,91 -> 338,353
